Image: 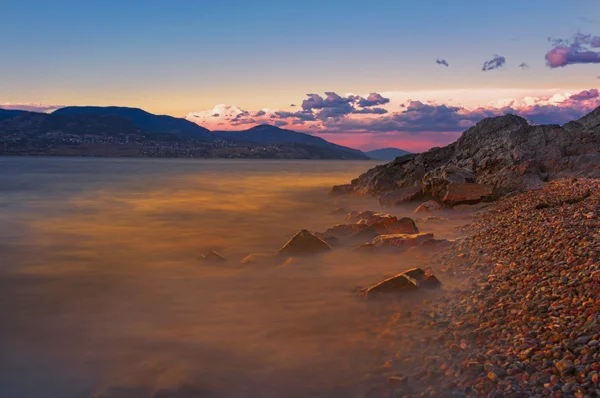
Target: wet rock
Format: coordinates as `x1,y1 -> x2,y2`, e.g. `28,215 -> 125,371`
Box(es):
378,185 -> 422,207
317,223 -> 379,243
277,229 -> 332,256
442,182 -> 493,205
329,184 -> 354,196
363,268 -> 441,297
372,233 -> 434,249
414,200 -> 442,213
384,217 -> 419,234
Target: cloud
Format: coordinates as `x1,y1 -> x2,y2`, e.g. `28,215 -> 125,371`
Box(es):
0,103 -> 64,113
290,104 -> 296,107
356,93 -> 390,107
482,55 -> 506,71
352,107 -> 388,115
274,120 -> 288,127
519,63 -> 529,69
578,16 -> 600,24
254,110 -> 266,117
436,59 -> 449,67
545,32 -> 600,68
569,88 -> 599,101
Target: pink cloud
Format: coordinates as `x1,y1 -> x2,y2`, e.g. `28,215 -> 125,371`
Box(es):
186,89 -> 600,151
0,103 -> 64,113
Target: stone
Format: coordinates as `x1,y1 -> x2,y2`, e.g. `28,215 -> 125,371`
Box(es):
353,242 -> 377,253
442,182 -> 493,205
277,229 -> 332,256
363,267 -> 441,297
384,217 -> 419,234
317,223 -> 379,242
329,184 -> 354,196
378,185 -> 422,206
422,164 -> 475,198
372,233 -> 435,249
414,200 -> 442,213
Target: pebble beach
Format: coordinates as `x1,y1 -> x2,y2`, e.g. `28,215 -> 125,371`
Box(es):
379,178 -> 600,398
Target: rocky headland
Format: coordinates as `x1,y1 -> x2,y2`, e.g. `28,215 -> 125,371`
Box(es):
331,106 -> 600,207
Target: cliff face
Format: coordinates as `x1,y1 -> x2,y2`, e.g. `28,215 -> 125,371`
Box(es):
338,107 -> 600,200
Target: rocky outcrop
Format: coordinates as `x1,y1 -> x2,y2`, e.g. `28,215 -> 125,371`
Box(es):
372,233 -> 434,249
277,229 -> 332,256
441,182 -> 493,205
345,211 -> 419,234
332,107 -> 600,201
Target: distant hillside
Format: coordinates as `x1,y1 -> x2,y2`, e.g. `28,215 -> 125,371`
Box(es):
365,147 -> 411,160
53,106 -> 212,140
214,124 -> 369,160
0,109 -> 26,122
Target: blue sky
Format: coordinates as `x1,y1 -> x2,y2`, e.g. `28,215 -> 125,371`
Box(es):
1,0 -> 599,150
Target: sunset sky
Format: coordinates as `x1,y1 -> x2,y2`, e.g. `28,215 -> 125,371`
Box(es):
1,0 -> 600,151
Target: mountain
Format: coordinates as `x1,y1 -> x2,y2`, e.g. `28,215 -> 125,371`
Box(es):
365,147 -> 411,160
213,124 -> 369,160
332,105 -> 600,200
0,109 -> 26,122
53,106 -> 212,140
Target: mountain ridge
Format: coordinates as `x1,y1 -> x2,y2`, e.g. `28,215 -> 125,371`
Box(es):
365,147 -> 411,160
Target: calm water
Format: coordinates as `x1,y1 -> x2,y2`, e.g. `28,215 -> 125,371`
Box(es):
0,157 -> 470,398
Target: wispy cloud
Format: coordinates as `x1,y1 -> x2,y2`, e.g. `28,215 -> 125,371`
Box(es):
436,59 -> 449,67
0,103 -> 64,112
482,55 -> 506,71
545,32 -> 600,68
518,62 -> 529,69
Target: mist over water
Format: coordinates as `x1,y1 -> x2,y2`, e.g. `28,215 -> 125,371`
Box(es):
0,157 -> 473,398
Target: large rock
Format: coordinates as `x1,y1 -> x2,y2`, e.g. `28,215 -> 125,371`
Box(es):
384,217 -> 419,234
345,211 -> 418,234
277,229 -> 332,256
333,107 -> 600,198
378,185 -> 422,206
329,184 -> 354,196
363,267 -> 441,297
442,182 -> 493,205
372,233 -> 434,249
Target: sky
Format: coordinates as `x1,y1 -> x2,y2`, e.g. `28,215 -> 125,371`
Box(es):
1,0 -> 600,151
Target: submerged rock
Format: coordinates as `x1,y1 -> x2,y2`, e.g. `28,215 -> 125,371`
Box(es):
329,184 -> 354,196
372,233 -> 434,249
363,267 -> 441,297
201,250 -> 226,262
277,229 -> 332,256
383,217 -> 419,234
414,200 -> 442,213
317,223 -> 379,243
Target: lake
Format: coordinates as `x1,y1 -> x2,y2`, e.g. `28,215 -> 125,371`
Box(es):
0,157 -> 472,398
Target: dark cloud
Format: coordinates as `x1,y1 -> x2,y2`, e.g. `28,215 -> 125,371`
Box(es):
1,103 -> 64,112
545,32 -> 600,68
212,113 -> 220,117
569,89 -> 599,101
519,63 -> 529,69
254,110 -> 266,117
436,59 -> 449,67
357,93 -> 390,107
301,92 -> 355,120
230,110 -> 253,125
482,55 -> 506,71
290,104 -> 296,107
352,107 -> 388,115
274,120 -> 288,127
274,110 -> 316,122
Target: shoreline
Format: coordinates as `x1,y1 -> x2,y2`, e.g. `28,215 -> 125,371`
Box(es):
373,178 -> 600,397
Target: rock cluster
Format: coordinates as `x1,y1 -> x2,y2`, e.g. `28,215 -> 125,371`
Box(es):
381,178 -> 600,397
332,107 -> 600,207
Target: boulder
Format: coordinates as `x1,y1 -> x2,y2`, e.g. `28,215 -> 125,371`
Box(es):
363,267 -> 441,297
329,184 -> 354,196
378,185 -> 422,206
372,233 -> 434,249
422,164 -> 475,198
277,229 -> 332,256
414,200 -> 442,213
442,182 -> 493,205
